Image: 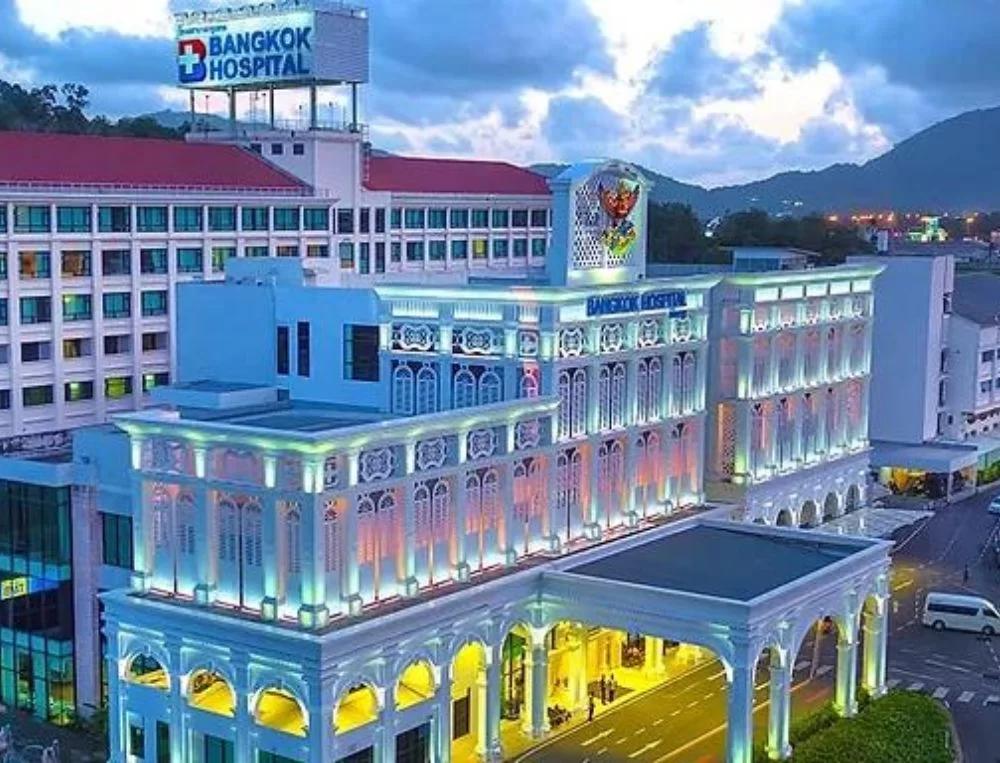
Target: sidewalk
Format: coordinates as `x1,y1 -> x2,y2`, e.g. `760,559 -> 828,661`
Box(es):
501,646 -> 713,760
0,706 -> 105,763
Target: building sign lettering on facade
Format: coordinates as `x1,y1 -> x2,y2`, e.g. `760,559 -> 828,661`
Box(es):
586,290 -> 686,317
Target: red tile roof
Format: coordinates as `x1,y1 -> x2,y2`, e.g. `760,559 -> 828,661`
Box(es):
0,131 -> 307,192
366,155 -> 550,196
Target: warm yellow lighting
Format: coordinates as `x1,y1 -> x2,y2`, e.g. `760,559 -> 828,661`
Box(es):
334,684 -> 379,734
255,687 -> 307,737
395,661 -> 436,710
126,654 -> 169,690
188,670 -> 236,717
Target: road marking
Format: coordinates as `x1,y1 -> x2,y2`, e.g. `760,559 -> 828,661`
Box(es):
686,700 -> 699,709
628,740 -> 662,758
887,679 -> 901,689
925,658 -> 974,674
907,682 -> 924,692
652,718 -> 664,727
634,727 -> 646,736
669,709 -> 680,717
892,579 -> 913,591
704,692 -> 716,700
581,729 -> 613,748
816,665 -> 832,677
615,737 -> 628,745
932,687 -> 948,699
957,691 -> 975,703
596,748 -> 607,757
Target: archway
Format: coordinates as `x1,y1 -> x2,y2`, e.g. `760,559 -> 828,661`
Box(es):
500,624 -> 531,724
395,660 -> 436,710
125,653 -> 169,690
334,683 -> 380,734
845,484 -> 861,513
822,492 -> 840,522
450,641 -> 487,761
254,686 -> 308,737
187,669 -> 236,717
799,500 -> 820,528
775,509 -> 794,527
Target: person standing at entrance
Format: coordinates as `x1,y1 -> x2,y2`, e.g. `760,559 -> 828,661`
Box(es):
588,693 -> 596,721
600,674 -> 607,704
609,673 -> 617,702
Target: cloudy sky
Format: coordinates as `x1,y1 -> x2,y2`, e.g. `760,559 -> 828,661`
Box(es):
2,0 -> 997,187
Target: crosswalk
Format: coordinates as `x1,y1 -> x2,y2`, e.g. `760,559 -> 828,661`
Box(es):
885,678 -> 1000,706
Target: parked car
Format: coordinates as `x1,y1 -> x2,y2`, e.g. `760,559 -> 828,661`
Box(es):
922,592 -> 1000,635
989,496 -> 1000,515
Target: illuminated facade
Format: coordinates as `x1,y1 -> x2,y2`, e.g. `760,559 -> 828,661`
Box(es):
706,266 -> 880,526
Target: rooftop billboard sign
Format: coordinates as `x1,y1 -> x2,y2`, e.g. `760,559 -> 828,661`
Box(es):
175,3 -> 369,90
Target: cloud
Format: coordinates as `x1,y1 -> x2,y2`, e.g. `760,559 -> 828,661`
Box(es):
647,23 -> 761,101
541,95 -> 628,160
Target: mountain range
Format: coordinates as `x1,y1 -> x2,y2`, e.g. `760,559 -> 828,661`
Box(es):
147,105 -> 1000,217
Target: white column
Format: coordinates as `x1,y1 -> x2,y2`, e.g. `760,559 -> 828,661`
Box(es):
726,657 -> 755,763
260,492 -> 282,619
767,333 -> 779,394
435,662 -> 452,763
544,455 -> 561,551
624,436 -> 639,524
484,644 -> 503,761
522,636 -> 550,738
129,472 -> 153,592
584,446 -> 601,539
401,444 -> 419,595
343,451 -> 363,614
767,653 -> 792,760
298,487 -> 329,629
502,463 -> 517,565
567,629 -> 588,711
626,356 -> 639,425
835,631 -> 859,717
862,602 -> 888,697
819,326 -> 830,382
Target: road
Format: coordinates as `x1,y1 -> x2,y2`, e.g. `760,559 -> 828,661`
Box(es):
516,488 -> 1000,762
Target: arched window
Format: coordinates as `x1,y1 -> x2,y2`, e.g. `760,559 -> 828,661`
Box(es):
646,431 -> 662,489
392,365 -> 415,415
557,370 -> 572,438
176,494 -> 196,556
519,367 -> 539,399
217,499 -> 238,564
431,480 -> 450,528
681,352 -> 697,412
636,359 -> 649,424
415,365 -> 438,414
285,506 -> 301,576
324,500 -> 340,574
478,369 -> 503,405
671,355 -> 683,414
775,399 -> 791,469
453,368 -> 476,409
482,469 -> 500,523
413,482 -> 431,538
648,357 -> 663,420
242,501 -> 262,568
802,393 -> 816,457
598,365 -> 612,431
571,368 -> 587,437
152,488 -> 171,550
464,472 -> 482,532
611,363 -> 627,428
255,686 -> 307,737
569,449 -> 584,521
556,451 -> 570,521
750,404 -> 765,475
826,387 -> 838,447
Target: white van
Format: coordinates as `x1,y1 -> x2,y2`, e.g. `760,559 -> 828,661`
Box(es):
922,592 -> 1000,634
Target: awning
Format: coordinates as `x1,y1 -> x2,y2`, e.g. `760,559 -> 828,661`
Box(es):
870,440 -> 979,473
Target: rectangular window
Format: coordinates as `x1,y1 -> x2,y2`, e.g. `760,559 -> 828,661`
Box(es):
406,241 -> 425,262
339,242 -> 355,269
173,206 -> 202,232
359,242 -> 370,274
142,332 -> 168,352
64,380 -> 94,403
491,209 -> 510,228
344,325 -> 380,381
404,208 -> 426,229
0,206 -> 6,233
375,242 -> 386,273
176,247 -> 203,273
104,335 -> 131,355
450,209 -> 469,228
56,206 -> 91,233
451,240 -> 468,260
105,375 -> 133,400
271,143 -> 284,155
128,722 -> 145,760
140,248 -> 168,274
241,207 -> 269,231
20,296 -> 51,324
245,245 -> 269,258
391,242 -> 402,263
62,294 -> 92,322
141,291 -> 168,317
390,208 -> 401,230
512,209 -> 529,228
0,253 -> 7,280
275,245 -> 299,258
13,205 -> 50,233
983,350 -> 995,363
211,246 -> 235,273
143,372 -> 169,392
136,206 -> 168,233
276,326 -> 289,375
982,380 -> 993,394
98,206 -> 130,233
530,208 -> 548,227
101,249 -> 131,276
531,238 -> 547,258
63,338 -> 92,359
375,207 -> 386,233
428,208 -> 447,229
303,208 -> 330,231
155,722 -> 170,763
61,250 -> 91,277
202,736 -> 234,763
292,143 -> 304,156
23,384 -> 54,407
0,390 -> 9,409
472,239 -> 488,260
492,239 -> 509,258
429,240 -> 446,261
306,244 -> 329,258
360,207 -> 371,233
513,238 -> 528,258
273,207 -> 300,231
102,292 -> 131,319
336,208 -> 354,234
207,206 -> 236,232
471,208 -> 489,228
19,250 -> 51,279
297,321 -> 310,377
21,341 -> 51,362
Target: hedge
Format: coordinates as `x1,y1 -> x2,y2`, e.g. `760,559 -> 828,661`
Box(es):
753,691 -> 952,763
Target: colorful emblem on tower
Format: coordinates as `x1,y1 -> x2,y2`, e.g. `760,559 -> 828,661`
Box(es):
598,178 -> 640,258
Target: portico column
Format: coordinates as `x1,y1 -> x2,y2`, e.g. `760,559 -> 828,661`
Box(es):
767,334 -> 779,394
567,629 -> 588,711
130,473 -> 153,592
643,636 -> 662,677
766,652 -> 792,760
435,662 -> 452,763
401,444 -> 419,596
862,601 -> 888,697
544,455 -> 561,551
521,639 -> 550,738
484,644 -> 503,761
298,484 -> 329,629
380,688 -> 398,763
501,463 -> 517,565
584,445 -> 601,539
819,326 -> 830,382
726,657 -> 755,763
835,630 -> 859,717
193,482 -> 217,605
794,327 -> 807,387
260,492 -> 281,619
623,436 -> 639,524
